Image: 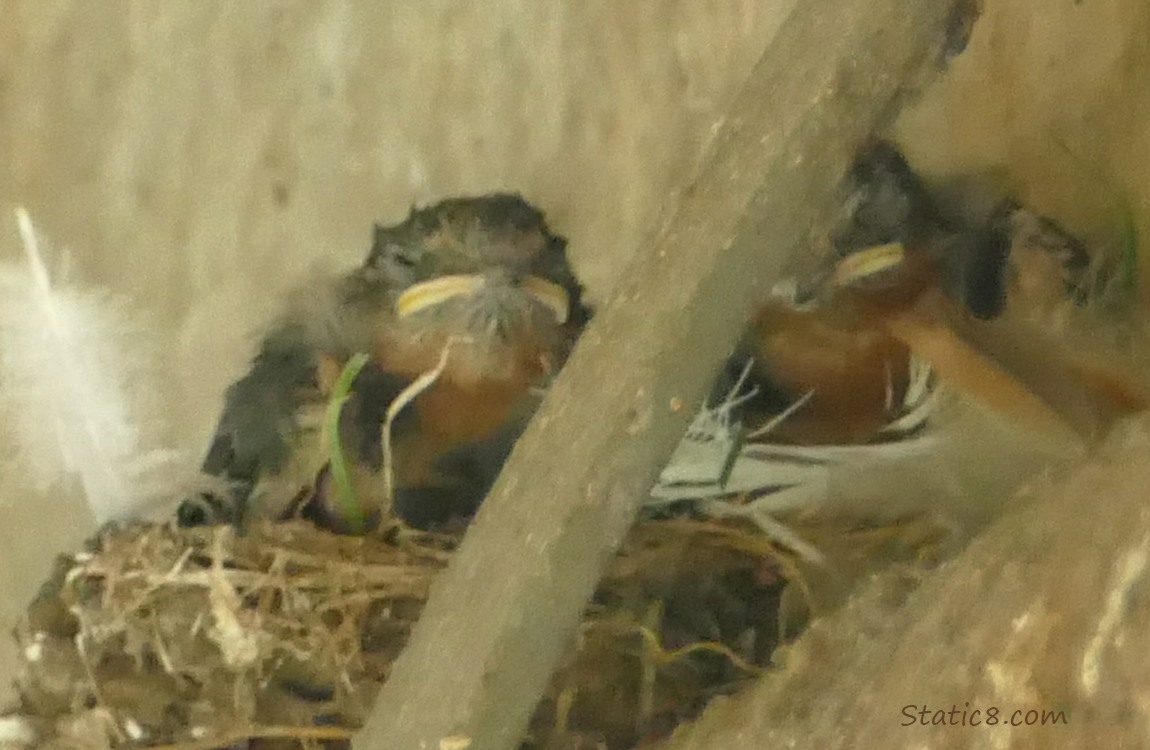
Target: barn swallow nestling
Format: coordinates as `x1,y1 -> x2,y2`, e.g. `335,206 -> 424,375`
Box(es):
178,194 -> 590,532
714,141 -> 1140,446
711,142 -> 1000,444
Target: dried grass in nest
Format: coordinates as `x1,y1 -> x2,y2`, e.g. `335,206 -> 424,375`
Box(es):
12,521 -> 452,750
6,504 -> 948,750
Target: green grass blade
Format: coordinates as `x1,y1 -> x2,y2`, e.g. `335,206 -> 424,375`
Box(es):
326,352 -> 370,534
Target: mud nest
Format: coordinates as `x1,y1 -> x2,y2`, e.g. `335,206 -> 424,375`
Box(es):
7,509 -> 947,750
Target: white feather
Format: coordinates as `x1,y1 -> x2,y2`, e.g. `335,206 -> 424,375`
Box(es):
652,348 -> 1078,565
0,207 -> 183,522
651,356 -> 944,562
653,357 -> 940,505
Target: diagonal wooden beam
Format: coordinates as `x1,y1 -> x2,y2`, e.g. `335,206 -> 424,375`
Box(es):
355,1 -> 974,748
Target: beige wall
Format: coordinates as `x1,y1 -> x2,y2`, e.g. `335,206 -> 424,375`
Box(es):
896,0 -> 1150,267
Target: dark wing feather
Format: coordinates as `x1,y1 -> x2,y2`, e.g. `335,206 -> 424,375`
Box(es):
179,322 -> 323,526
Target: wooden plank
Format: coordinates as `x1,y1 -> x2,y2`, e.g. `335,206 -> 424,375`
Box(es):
354,1 -> 973,748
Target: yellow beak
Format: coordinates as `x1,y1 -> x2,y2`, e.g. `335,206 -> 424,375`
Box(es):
395,273 -> 570,324
830,242 -> 906,288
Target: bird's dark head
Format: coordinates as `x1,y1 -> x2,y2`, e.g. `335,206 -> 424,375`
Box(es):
782,142 -> 937,307
363,194 -> 590,382
831,140 -> 937,256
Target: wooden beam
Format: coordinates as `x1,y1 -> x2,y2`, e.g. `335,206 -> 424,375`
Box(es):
355,1 -> 972,748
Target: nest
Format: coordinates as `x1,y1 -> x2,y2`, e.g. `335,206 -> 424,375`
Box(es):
12,522 -> 447,750
7,505 -> 949,750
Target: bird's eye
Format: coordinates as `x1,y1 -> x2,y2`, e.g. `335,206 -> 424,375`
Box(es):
391,248 -> 419,268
